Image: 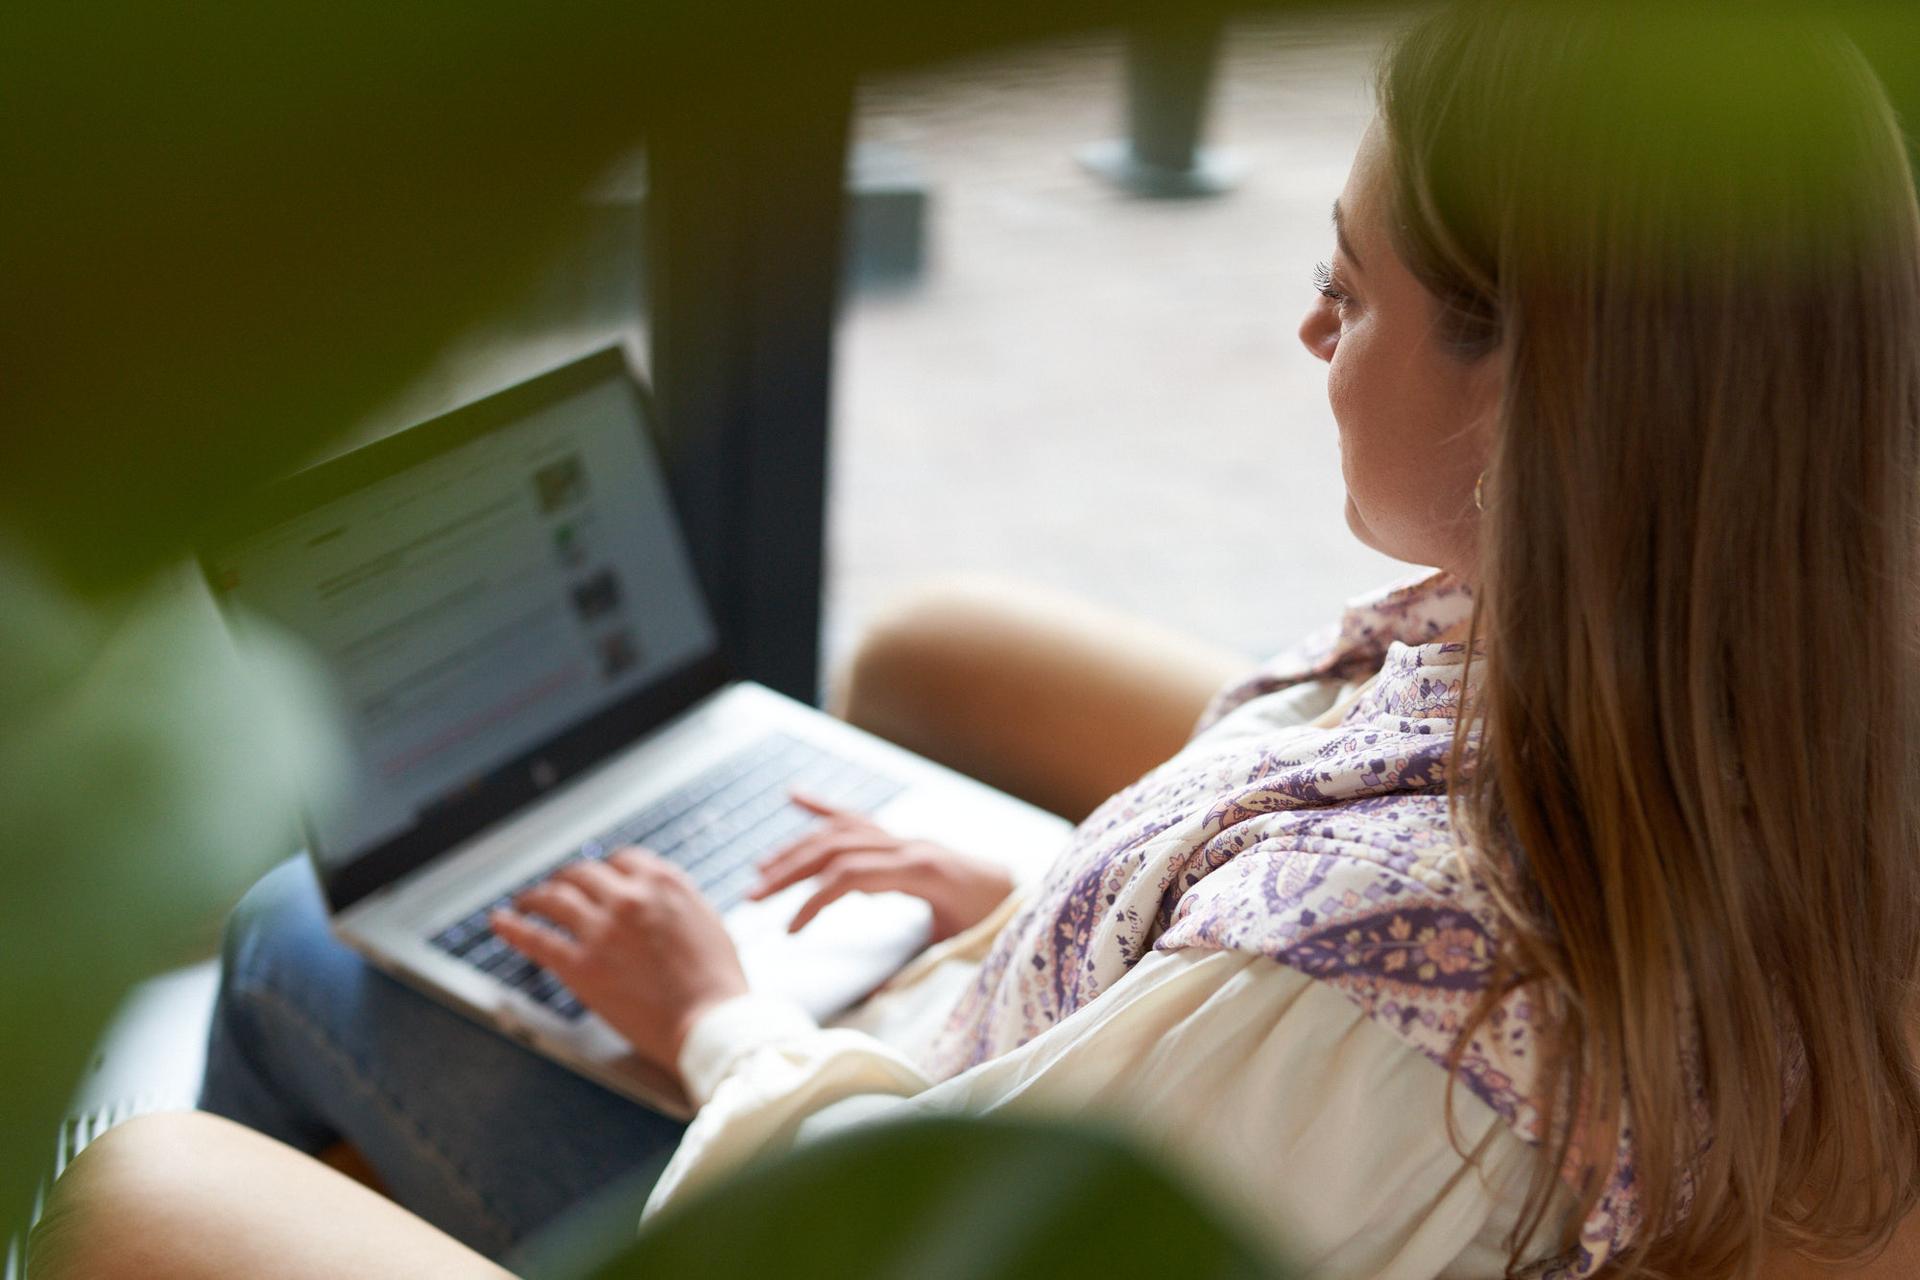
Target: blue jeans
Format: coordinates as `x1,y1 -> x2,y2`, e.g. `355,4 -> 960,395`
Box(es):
199,858 -> 686,1264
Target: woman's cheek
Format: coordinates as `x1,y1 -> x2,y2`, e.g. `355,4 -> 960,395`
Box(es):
1324,323 -> 1372,460
1325,331 -> 1400,523
1324,332 -> 1353,430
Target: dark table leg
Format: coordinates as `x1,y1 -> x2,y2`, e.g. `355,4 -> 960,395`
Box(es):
1078,14 -> 1246,198
647,76 -> 855,705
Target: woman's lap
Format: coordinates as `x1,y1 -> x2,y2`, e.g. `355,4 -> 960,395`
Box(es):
199,857 -> 685,1261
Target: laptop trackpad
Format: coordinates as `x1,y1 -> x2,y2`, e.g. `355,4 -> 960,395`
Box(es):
729,887 -> 932,1021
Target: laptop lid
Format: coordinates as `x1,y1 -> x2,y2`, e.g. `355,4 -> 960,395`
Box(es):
200,347 -> 730,913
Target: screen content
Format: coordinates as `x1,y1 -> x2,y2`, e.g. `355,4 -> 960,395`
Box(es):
212,371 -> 718,865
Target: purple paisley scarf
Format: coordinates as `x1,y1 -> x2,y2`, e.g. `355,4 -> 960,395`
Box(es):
924,572 -> 1643,1278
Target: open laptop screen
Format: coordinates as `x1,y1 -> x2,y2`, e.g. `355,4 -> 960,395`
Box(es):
202,348 -> 728,910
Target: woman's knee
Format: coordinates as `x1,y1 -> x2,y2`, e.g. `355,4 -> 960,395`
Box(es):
831,576 -> 1246,818
222,858 -> 324,968
212,857 -> 332,1032
832,575 -> 1020,732
31,1111 -> 509,1280
31,1112 -> 239,1279
836,575 -> 1242,731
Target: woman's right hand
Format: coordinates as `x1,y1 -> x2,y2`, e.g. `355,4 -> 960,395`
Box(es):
748,792 -> 1016,942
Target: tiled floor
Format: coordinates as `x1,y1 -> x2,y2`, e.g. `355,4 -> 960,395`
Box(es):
825,12 -> 1405,673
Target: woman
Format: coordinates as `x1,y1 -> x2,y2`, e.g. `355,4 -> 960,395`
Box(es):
38,3 -> 1920,1276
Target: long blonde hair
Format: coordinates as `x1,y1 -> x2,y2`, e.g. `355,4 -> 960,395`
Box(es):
1380,5 -> 1920,1275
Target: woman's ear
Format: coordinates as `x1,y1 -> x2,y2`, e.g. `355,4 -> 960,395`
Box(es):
1462,348 -> 1505,484
1469,345 -> 1506,438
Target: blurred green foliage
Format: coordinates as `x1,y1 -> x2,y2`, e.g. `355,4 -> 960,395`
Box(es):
0,570 -> 339,1234
539,1116 -> 1294,1280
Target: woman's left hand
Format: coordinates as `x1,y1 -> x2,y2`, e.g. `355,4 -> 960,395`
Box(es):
490,849 -> 748,1072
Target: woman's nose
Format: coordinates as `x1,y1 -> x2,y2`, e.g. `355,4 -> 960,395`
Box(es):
1298,305 -> 1337,363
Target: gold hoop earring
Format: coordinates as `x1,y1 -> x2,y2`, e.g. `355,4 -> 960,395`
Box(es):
1473,471 -> 1486,512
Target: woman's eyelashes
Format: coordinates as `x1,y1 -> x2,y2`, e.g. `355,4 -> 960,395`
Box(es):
1312,260 -> 1353,313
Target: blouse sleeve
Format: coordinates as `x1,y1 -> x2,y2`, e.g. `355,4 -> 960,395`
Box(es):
644,947 -> 1564,1279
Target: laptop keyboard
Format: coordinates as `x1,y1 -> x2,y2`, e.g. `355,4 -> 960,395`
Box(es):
428,733 -> 905,1021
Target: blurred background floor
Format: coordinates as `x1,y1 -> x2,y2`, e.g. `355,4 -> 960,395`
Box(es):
825,10 -> 1404,672
340,8 -> 1408,688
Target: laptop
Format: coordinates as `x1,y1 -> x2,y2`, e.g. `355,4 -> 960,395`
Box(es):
199,346 -> 1070,1117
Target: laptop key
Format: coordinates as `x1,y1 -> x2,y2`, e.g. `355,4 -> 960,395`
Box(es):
477,951 -> 518,978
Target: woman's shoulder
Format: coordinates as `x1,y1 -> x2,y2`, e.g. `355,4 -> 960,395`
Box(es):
1159,832 -> 1520,1081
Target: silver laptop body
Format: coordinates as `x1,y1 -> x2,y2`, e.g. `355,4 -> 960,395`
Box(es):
201,348 -> 1068,1116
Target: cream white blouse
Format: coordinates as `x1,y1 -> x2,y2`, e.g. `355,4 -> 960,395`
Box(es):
640,674 -> 1573,1279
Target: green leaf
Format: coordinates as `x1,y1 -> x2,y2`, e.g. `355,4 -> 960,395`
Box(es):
520,1115 -> 1296,1280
